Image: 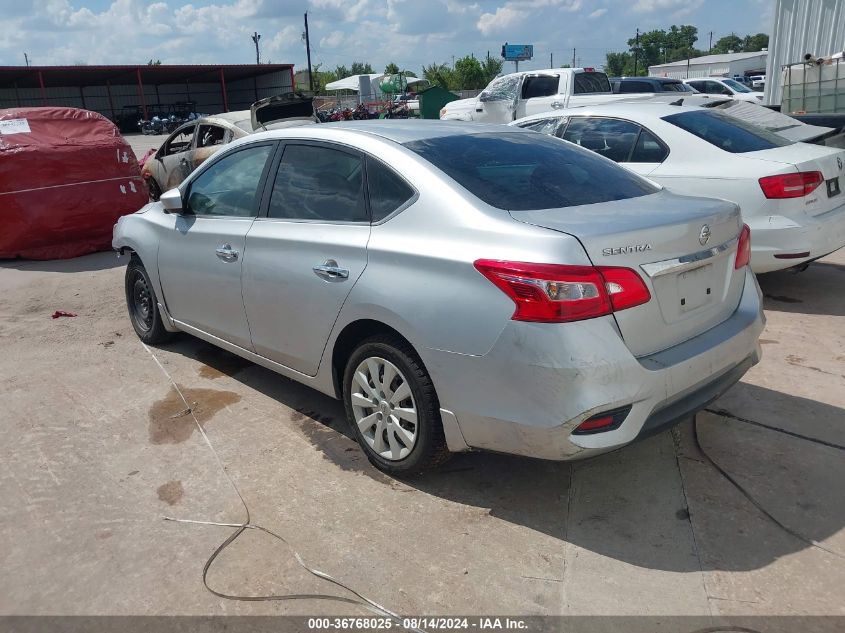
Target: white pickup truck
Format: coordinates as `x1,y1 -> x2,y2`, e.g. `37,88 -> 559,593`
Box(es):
440,68 -> 632,123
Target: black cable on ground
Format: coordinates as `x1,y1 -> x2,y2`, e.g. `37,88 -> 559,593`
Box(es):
705,407 -> 845,451
142,343 -> 424,631
692,413 -> 845,560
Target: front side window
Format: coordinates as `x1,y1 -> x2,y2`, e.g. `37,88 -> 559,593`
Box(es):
573,72 -> 611,94
161,125 -> 195,156
404,132 -> 658,211
562,117 -> 641,163
367,158 -> 415,222
664,110 -> 794,154
186,144 -> 272,217
267,144 -> 366,222
479,74 -> 521,102
706,81 -> 732,95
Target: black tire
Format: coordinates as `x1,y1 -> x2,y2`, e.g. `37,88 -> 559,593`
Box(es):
125,257 -> 173,344
148,178 -> 162,202
343,334 -> 450,476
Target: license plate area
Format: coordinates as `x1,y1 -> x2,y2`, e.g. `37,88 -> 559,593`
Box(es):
827,176 -> 841,198
676,264 -> 714,313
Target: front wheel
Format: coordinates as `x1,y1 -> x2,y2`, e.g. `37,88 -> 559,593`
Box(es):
343,335 -> 450,475
125,257 -> 173,344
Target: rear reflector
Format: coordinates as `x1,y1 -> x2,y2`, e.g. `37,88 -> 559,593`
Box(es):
572,406 -> 632,435
735,224 -> 751,269
473,260 -> 650,323
758,171 -> 823,199
774,251 -> 811,259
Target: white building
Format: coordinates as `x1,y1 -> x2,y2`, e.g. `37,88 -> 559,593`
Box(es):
648,51 -> 768,80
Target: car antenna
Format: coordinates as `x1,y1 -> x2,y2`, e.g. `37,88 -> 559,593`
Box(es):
669,98 -> 684,106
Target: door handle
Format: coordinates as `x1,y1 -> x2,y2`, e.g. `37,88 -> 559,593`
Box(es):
551,101 -> 564,109
215,244 -> 239,262
313,259 -> 349,280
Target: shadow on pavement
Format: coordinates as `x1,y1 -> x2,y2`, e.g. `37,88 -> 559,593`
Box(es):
0,250 -> 124,273
161,336 -> 845,575
758,260 -> 845,316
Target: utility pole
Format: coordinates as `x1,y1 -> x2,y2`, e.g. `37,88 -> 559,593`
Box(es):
251,32 -> 261,65
709,31 -> 713,52
571,47 -> 576,68
633,28 -> 639,76
550,52 -> 553,68
24,52 -> 30,67
303,12 -> 313,91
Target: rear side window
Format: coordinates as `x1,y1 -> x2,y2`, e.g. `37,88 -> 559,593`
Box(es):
573,72 -> 611,94
403,132 -> 658,211
630,129 -> 669,163
664,110 -> 793,154
562,117 -> 641,163
367,158 -> 415,222
618,81 -> 653,93
267,144 -> 367,222
522,76 -> 559,99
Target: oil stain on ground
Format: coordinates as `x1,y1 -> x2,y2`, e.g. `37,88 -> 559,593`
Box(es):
193,344 -> 252,380
148,384 -> 241,444
156,480 -> 184,505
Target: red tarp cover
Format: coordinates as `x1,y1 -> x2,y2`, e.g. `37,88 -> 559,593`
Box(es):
0,107 -> 148,260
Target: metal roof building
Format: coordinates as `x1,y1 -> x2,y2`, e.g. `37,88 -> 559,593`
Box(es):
0,64 -> 294,131
764,0 -> 845,106
648,51 -> 768,80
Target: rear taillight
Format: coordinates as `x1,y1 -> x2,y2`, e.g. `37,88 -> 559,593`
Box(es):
473,260 -> 650,323
735,224 -> 751,269
758,171 -> 823,199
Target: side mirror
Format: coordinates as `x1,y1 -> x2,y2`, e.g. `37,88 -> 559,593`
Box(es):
160,188 -> 184,214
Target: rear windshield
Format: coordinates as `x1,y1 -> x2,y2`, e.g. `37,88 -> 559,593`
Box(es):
663,110 -> 794,154
403,132 -> 658,211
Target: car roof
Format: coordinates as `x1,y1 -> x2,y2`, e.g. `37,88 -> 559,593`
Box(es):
311,119 -> 528,143
513,101 -> 703,124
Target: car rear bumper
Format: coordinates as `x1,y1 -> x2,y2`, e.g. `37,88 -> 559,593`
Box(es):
749,202 -> 845,273
424,268 -> 764,461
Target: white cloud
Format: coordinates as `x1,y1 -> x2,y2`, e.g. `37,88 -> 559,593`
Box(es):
588,8 -> 607,19
319,30 -> 345,49
633,0 -> 702,14
477,6 -> 525,37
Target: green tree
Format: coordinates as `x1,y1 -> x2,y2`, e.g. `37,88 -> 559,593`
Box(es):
453,55 -> 486,89
604,51 -> 632,77
384,62 -> 400,75
349,61 -> 374,75
422,63 -> 457,90
711,34 -> 744,54
480,56 -> 504,84
147,59 -> 162,66
743,33 -> 769,52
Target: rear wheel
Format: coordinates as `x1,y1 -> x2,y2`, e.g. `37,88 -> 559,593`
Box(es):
125,257 -> 172,344
343,335 -> 449,475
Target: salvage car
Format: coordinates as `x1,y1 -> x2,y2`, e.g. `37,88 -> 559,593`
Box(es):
114,121 -> 763,475
141,94 -> 315,199
512,103 -> 845,273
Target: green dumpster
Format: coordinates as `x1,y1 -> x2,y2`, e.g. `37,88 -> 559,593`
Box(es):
418,86 -> 459,120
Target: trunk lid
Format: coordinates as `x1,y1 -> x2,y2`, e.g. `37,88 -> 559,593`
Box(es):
250,94 -> 316,131
743,143 -> 845,217
510,190 -> 746,357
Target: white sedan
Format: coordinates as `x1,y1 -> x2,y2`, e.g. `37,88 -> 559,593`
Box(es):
683,77 -> 764,103
512,103 -> 845,273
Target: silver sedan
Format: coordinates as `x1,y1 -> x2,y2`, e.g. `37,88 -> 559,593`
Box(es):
113,121 -> 764,475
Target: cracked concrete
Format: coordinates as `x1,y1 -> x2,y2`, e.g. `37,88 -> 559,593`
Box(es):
0,247 -> 843,618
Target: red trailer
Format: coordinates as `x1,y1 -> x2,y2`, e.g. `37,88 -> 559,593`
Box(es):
0,107 -> 148,260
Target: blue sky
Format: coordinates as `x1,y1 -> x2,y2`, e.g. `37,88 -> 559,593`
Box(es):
0,0 -> 773,73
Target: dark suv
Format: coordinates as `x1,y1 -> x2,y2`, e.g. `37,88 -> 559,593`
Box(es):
610,77 -> 697,94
